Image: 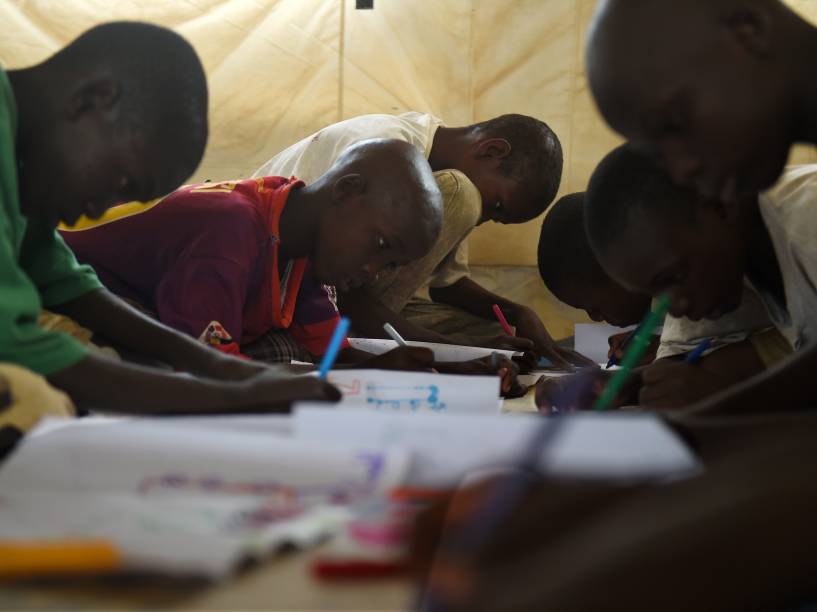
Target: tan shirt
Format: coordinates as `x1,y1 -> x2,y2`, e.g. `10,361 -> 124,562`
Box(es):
372,169 -> 481,312
252,112 -> 479,307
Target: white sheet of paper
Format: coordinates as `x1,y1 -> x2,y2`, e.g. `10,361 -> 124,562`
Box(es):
0,418 -> 409,578
517,369 -> 577,387
348,338 -> 519,362
294,408 -> 701,487
326,369 -> 501,415
574,323 -> 637,363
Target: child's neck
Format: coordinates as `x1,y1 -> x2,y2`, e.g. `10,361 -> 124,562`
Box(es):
277,183 -> 325,262
745,197 -> 785,305
427,126 -> 469,172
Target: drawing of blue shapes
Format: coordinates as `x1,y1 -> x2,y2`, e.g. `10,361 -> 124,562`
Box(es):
365,383 -> 447,412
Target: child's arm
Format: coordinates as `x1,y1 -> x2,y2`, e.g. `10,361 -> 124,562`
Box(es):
338,288 -> 533,352
429,277 -> 594,368
47,351 -> 338,415
50,288 -> 269,381
640,338 -> 767,408
535,338 -> 769,412
688,340 -> 817,416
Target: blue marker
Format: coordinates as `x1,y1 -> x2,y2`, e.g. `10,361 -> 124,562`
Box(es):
318,317 -> 350,380
685,337 -> 712,364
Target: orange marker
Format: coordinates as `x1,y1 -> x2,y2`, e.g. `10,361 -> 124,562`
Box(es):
0,540 -> 121,579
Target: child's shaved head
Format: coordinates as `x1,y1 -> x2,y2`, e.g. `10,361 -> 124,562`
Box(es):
587,0 -> 808,202
310,138 -> 443,291
538,192 -> 649,327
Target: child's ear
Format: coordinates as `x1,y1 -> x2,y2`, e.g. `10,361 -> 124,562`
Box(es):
332,173 -> 366,204
66,76 -> 121,121
474,138 -> 512,162
723,3 -> 773,58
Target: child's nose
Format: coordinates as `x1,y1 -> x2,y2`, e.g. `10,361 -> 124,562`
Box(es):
362,262 -> 381,281
669,292 -> 691,318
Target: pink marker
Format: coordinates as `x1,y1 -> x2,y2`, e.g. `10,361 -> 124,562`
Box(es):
492,303 -> 514,336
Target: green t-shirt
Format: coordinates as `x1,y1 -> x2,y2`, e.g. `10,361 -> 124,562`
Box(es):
0,67 -> 102,375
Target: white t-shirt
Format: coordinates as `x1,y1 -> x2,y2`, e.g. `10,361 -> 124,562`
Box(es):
658,164 -> 817,358
252,112 -> 444,182
752,164 -> 817,350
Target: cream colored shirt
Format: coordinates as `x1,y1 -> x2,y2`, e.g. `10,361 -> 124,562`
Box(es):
751,164 -> 817,349
657,287 -> 775,360
253,112 -> 443,181
373,169 -> 481,312
251,112 -> 474,300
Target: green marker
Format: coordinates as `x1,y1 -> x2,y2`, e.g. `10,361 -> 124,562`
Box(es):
593,294 -> 670,411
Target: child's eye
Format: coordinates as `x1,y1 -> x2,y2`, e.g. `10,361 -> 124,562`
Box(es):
377,236 -> 389,250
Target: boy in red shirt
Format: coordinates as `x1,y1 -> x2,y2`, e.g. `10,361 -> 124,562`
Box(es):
63,139 -> 445,367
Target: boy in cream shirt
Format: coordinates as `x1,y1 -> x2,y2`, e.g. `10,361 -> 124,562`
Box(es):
254,112 -> 591,368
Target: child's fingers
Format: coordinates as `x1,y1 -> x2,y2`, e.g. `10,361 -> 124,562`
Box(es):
406,346 -> 435,365
498,367 -> 511,393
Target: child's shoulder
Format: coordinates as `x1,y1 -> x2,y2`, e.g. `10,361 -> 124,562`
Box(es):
760,164 -> 817,236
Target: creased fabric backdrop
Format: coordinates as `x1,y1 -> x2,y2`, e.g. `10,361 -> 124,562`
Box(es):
2,0 -> 816,338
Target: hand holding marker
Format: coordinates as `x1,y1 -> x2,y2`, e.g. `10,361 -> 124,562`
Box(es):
492,304 -> 515,336
594,294 -> 671,410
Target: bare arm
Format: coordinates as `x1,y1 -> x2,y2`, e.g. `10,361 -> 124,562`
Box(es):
640,338 -> 773,409
47,352 -> 338,415
687,341 -> 817,416
431,278 -> 593,367
338,288 -> 464,343
51,289 -> 268,380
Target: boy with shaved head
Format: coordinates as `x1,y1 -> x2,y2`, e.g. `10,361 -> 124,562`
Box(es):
63,139 -> 445,369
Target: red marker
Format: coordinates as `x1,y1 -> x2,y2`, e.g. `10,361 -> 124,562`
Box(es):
492,304 -> 514,336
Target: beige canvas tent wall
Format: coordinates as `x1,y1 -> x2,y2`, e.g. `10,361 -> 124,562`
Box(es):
2,0 -> 816,338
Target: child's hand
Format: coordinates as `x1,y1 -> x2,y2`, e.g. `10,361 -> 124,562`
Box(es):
435,355 -> 523,397
608,332 -> 659,365
362,346 -> 436,371
640,359 -> 727,408
535,367 -> 614,414
509,305 -> 597,370
240,374 -> 341,413
607,331 -> 630,361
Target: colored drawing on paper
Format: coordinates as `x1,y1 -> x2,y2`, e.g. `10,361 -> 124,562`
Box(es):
333,378 -> 362,397
365,383 -> 447,412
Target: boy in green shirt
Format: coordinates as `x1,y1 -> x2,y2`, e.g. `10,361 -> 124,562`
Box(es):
1,21 -> 338,416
